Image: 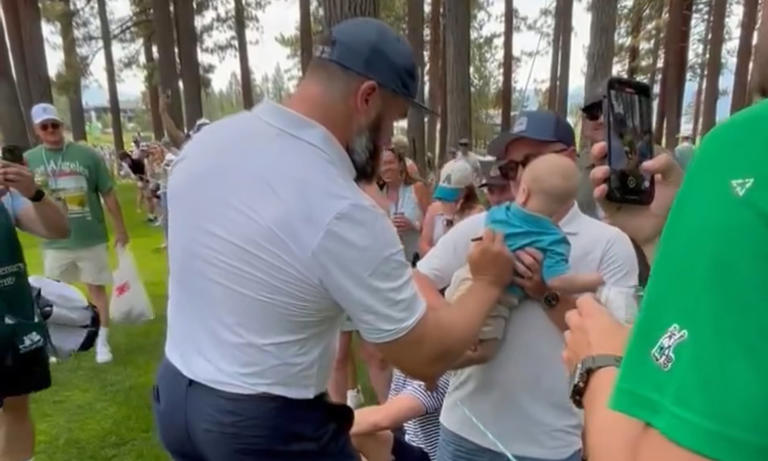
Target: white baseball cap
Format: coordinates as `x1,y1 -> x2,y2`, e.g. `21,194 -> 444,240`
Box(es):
31,103 -> 62,125
439,160 -> 474,189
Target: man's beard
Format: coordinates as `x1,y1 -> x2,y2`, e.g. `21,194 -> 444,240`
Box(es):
348,115 -> 382,183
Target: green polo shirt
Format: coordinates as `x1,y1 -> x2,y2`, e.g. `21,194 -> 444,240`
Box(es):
24,142 -> 114,250
610,100 -> 768,459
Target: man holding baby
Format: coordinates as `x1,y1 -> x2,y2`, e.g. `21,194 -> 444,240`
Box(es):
414,111 -> 639,461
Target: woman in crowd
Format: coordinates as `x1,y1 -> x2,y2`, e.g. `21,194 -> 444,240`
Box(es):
419,160 -> 484,256
380,148 -> 430,266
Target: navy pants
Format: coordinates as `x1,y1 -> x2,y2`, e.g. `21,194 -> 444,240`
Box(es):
153,358 -> 359,460
437,426 -> 583,461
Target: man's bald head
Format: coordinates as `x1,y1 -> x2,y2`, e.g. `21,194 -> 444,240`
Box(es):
516,153 -> 580,218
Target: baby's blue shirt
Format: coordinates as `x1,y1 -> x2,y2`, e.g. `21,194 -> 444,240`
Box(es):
485,203 -> 571,296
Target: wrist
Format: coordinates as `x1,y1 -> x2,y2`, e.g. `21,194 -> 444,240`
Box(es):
582,366 -> 619,411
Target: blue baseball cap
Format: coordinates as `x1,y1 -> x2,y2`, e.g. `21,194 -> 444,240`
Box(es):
487,111 -> 575,158
315,17 -> 431,112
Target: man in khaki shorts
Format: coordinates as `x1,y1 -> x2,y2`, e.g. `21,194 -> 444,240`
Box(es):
24,103 -> 129,364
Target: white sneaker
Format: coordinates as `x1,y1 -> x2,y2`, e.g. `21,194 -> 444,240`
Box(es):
346,388 -> 364,409
96,341 -> 113,364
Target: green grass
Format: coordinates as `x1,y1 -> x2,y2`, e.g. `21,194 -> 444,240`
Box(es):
20,183 -> 375,460
22,184 -> 168,460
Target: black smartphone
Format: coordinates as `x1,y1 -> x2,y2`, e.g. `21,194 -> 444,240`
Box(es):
604,77 -> 655,205
1,145 -> 24,165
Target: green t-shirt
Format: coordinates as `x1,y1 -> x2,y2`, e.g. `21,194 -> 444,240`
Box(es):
610,100 -> 768,460
24,142 -> 114,250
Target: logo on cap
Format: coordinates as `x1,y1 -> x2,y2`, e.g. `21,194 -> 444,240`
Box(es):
513,116 -> 527,133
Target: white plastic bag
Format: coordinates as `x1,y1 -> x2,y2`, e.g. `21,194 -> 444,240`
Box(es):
110,245 -> 154,323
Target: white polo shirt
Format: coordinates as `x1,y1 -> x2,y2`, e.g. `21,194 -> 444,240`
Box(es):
417,204 -> 638,459
164,100 -> 426,398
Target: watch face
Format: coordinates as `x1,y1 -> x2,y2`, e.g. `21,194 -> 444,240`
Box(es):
543,291 -> 560,308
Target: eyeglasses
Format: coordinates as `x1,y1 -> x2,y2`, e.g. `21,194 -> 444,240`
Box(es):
40,122 -> 61,132
497,147 -> 570,181
581,102 -> 603,122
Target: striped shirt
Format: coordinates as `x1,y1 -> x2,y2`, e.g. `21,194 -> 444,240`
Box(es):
389,369 -> 451,460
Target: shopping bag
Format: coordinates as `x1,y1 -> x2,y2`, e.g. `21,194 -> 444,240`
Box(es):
110,245 -> 154,323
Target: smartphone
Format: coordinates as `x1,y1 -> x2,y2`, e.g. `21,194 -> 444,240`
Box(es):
1,145 -> 24,165
604,77 -> 655,205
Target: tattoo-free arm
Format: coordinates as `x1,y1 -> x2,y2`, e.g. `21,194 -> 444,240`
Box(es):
351,394 -> 426,436
16,197 -> 69,239
102,190 -> 128,242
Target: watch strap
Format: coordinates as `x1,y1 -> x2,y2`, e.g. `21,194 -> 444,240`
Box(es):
570,354 -> 622,409
29,189 -> 46,203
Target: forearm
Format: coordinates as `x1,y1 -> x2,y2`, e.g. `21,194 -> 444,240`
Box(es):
103,192 -> 127,234
418,281 -> 503,376
19,197 -> 69,239
542,294 -> 574,332
351,407 -> 389,436
582,367 -> 644,461
160,109 -> 186,148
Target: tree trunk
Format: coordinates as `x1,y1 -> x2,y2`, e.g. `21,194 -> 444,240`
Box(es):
174,0 -> 203,129
18,0 -> 53,105
647,0 -> 664,96
662,0 -> 693,148
578,0 -> 617,217
444,0 -> 471,153
700,0 -> 726,136
751,0 -> 768,100
548,0 -> 563,111
299,0 -> 313,75
731,0 -> 758,114
406,0 -> 426,174
143,35 -> 164,141
500,0 -> 513,132
652,0 -> 668,145
692,0 -> 712,141
321,0 -> 379,30
425,0 -> 441,163
97,0 -> 124,151
438,5 -> 447,169
152,0 -> 184,130
556,0 -> 573,117
626,0 -> 645,79
0,17 -> 29,148
59,0 -> 87,141
234,0 -> 254,108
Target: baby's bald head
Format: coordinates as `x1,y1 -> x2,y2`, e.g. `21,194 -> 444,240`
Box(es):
516,153 -> 580,218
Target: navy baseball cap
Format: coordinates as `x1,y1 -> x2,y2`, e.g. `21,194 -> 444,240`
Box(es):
487,110 -> 575,158
315,17 -> 431,112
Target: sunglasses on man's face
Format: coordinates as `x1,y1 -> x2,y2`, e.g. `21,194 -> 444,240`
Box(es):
581,102 -> 603,122
40,122 -> 61,132
497,147 -> 570,181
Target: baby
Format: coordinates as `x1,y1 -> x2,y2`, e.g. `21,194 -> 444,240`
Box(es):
446,153 -> 603,368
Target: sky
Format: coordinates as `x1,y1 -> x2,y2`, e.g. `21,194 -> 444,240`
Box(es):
42,0 -> 593,103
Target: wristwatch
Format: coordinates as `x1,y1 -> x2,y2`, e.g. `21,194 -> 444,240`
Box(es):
542,291 -> 560,309
28,189 -> 45,203
569,354 -> 623,409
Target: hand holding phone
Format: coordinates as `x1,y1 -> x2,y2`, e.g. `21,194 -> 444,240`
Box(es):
604,77 -> 655,205
1,145 -> 25,165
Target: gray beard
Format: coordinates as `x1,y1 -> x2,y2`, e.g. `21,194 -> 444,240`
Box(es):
349,130 -> 379,183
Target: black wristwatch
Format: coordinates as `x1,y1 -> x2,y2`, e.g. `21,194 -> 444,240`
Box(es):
542,291 -> 560,309
28,189 -> 45,203
569,354 -> 622,409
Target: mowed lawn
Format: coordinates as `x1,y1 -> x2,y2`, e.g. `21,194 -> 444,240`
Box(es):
19,183 -> 374,460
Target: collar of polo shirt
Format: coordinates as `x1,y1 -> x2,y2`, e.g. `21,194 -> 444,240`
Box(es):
558,202 -> 583,236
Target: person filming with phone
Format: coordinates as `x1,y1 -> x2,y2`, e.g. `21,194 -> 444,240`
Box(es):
1,144 -> 69,461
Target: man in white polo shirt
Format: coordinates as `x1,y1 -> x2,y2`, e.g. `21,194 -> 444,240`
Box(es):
153,18 -> 515,461
414,111 -> 639,461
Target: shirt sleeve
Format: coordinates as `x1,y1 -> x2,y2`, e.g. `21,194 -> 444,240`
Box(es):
541,234 -> 571,282
598,228 -> 639,287
1,190 -> 30,222
401,374 -> 451,414
313,202 -> 426,344
416,213 -> 486,289
92,149 -> 114,194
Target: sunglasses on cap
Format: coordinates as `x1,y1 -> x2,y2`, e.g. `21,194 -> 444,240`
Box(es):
581,102 -> 603,122
39,122 -> 61,132
496,147 -> 570,181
